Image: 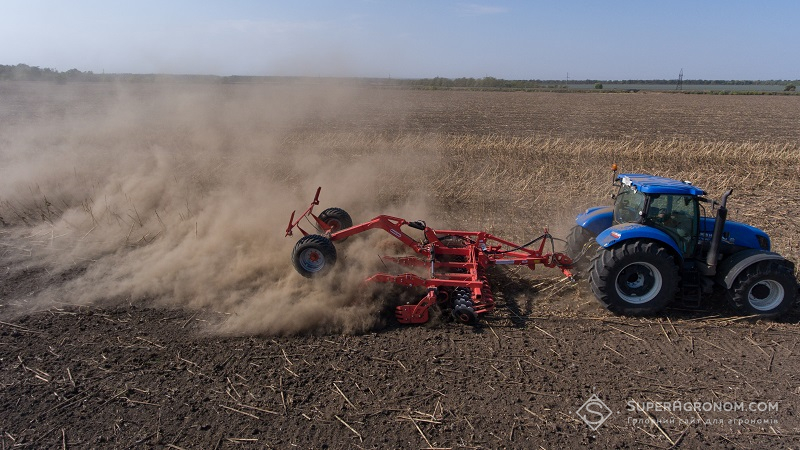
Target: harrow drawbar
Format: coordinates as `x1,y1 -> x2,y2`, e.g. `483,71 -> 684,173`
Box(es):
286,187 -> 574,325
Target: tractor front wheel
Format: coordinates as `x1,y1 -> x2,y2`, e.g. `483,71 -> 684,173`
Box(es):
728,260 -> 797,317
291,235 -> 337,278
589,240 -> 678,316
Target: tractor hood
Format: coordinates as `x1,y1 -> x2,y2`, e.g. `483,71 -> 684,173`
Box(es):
575,206 -> 614,235
699,217 -> 770,251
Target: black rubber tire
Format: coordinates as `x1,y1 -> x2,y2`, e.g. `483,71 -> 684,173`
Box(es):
589,240 -> 679,316
727,260 -> 798,317
291,234 -> 337,278
318,207 -> 353,233
565,225 -> 597,276
318,207 -> 352,243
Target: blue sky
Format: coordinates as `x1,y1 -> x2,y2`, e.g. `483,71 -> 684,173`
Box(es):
1,0 -> 797,80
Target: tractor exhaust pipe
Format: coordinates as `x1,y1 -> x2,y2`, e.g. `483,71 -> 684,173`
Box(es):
704,189 -> 733,276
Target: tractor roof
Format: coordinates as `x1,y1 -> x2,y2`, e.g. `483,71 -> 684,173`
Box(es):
618,173 -> 706,196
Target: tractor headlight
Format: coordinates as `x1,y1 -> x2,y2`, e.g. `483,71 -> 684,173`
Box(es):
757,235 -> 770,250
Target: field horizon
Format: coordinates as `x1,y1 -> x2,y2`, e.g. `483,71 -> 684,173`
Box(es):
3,63 -> 799,93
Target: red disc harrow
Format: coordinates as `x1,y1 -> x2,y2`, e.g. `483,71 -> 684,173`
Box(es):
286,188 -> 574,324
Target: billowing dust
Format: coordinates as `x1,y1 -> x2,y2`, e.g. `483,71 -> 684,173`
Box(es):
0,82 -> 439,335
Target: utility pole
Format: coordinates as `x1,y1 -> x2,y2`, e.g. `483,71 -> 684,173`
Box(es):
676,68 -> 683,90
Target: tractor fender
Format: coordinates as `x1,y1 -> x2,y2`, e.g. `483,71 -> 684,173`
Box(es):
715,249 -> 790,289
596,223 -> 683,260
576,206 -> 613,236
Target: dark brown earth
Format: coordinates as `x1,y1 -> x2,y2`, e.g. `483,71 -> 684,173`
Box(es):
2,268 -> 800,449
2,82 -> 800,449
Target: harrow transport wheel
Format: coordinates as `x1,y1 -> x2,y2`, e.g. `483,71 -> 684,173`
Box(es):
291,235 -> 337,278
565,225 -> 597,276
318,208 -> 353,239
727,260 -> 797,317
589,240 -> 678,316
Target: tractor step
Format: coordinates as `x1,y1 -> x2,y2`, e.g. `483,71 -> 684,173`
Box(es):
679,268 -> 703,308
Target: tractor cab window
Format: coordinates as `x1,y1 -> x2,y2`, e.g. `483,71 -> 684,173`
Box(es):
614,185 -> 646,224
644,194 -> 699,255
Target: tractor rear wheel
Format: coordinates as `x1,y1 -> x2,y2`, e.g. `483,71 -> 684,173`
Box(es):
589,240 -> 678,316
565,225 -> 597,276
291,235 -> 337,278
318,207 -> 353,241
727,260 -> 797,317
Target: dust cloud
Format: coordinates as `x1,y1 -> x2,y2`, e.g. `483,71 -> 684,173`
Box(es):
0,81 -> 434,335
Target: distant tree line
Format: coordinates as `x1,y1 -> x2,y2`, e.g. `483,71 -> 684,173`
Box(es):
591,79 -> 799,86
0,64 -> 220,83
394,76 -> 568,89
0,64 -> 98,81
400,77 -> 800,88
2,64 -> 797,90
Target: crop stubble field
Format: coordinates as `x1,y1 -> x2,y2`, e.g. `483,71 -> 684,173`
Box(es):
1,81 -> 800,448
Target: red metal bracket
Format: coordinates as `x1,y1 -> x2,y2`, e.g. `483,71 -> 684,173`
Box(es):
287,187 -> 574,324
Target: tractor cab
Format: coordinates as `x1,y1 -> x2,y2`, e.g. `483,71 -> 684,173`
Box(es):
612,175 -> 703,257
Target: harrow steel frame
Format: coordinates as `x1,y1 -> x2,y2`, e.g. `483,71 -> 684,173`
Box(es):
286,188 -> 574,324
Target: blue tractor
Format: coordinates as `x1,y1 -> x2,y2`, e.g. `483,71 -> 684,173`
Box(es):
567,166 -> 798,317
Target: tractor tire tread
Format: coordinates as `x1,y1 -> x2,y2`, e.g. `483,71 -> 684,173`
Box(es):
291,234 -> 337,278
589,240 -> 679,316
727,260 -> 798,317
318,207 -> 353,231
565,225 -> 596,276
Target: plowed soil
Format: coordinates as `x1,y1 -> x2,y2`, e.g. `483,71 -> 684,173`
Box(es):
2,82 -> 799,449
3,285 -> 800,449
